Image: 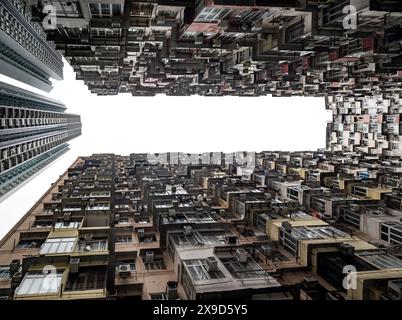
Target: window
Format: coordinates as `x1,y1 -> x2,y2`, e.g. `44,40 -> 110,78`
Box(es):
104,45 -> 120,52
116,262 -> 135,272
181,266 -> 194,299
90,191 -> 111,197
117,218 -> 129,224
32,221 -> 52,228
279,228 -> 298,256
183,259 -> 225,281
65,266 -> 106,291
381,224 -> 390,233
77,239 -> 108,252
390,234 -> 402,245
86,203 -> 110,211
392,227 -> 402,238
287,188 -> 299,201
116,236 -> 132,244
341,209 -> 360,228
144,257 -> 166,270
88,3 -> 99,16
256,214 -> 268,231
220,256 -> 266,279
353,186 -> 367,197
15,240 -> 43,249
139,233 -> 157,243
63,206 -> 81,211
101,4 -> 110,15
112,4 -> 121,15
0,266 -> 10,279
54,221 -> 80,229
81,65 -> 100,73
40,237 -> 76,254
88,3 -> 121,17
195,7 -> 230,23
235,201 -> 246,216
150,293 -> 168,300
15,271 -> 63,296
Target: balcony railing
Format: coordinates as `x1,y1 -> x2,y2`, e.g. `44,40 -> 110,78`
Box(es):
76,240 -> 108,252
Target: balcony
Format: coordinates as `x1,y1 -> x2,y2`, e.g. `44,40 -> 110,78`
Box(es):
85,203 -> 110,212
14,270 -> 64,300
80,213 -> 110,230
370,0 -> 402,12
283,15 -> 312,44
62,266 -> 107,300
211,1 -> 302,8
76,239 -> 108,253
39,237 -> 77,255
319,0 -> 350,26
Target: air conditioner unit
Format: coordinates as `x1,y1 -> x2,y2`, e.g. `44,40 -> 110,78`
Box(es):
350,204 -> 359,212
9,260 -> 20,275
70,258 -> 80,273
226,235 -> 237,244
213,38 -> 221,48
166,281 -> 178,300
11,272 -> 22,284
303,276 -> 319,290
145,250 -> 154,263
84,233 -> 93,241
388,280 -> 402,300
168,209 -> 176,218
183,225 -> 192,235
157,15 -> 165,24
236,248 -> 248,264
206,256 -> 218,272
118,264 -> 132,278
195,35 -> 203,45
261,245 -> 272,256
137,228 -> 145,239
282,221 -> 292,232
339,243 -> 354,257
63,212 -> 72,222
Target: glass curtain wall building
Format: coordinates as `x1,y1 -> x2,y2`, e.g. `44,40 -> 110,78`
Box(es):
0,0 -> 81,201
0,81 -> 81,200
0,0 -> 63,91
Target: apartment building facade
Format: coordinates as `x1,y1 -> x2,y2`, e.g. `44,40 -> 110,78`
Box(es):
1,150 -> 402,300
15,0 -> 400,162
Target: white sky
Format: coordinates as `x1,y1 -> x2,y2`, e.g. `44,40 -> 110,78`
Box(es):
0,58 -> 331,239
